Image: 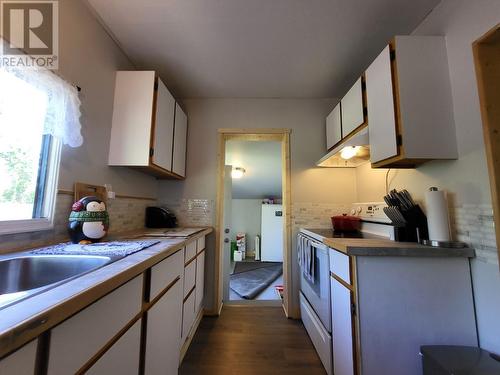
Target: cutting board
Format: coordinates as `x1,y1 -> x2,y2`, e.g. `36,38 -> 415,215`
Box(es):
142,228 -> 204,238
74,182 -> 107,203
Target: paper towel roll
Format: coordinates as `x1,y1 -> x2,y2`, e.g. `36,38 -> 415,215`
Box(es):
425,187 -> 451,241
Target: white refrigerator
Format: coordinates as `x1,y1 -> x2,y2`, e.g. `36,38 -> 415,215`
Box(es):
261,204 -> 283,262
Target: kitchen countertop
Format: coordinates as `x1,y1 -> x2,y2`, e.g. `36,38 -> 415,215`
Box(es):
323,237 -> 475,257
0,227 -> 212,359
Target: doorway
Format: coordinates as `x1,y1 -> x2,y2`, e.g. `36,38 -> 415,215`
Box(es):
214,129 -> 292,315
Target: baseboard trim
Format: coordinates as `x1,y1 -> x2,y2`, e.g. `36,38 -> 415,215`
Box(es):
224,300 -> 283,307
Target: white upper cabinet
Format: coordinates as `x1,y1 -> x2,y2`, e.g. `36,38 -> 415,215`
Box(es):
172,103 -> 188,177
341,77 -> 365,137
108,71 -> 156,167
324,76 -> 367,153
366,36 -> 458,167
152,79 -> 176,171
326,103 -> 342,150
108,71 -> 187,179
365,46 -> 398,163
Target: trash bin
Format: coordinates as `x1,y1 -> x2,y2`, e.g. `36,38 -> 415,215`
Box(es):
420,345 -> 500,375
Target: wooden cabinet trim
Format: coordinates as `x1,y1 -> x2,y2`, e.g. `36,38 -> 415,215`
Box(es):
185,254 -> 197,267
331,272 -> 354,291
351,257 -> 361,375
183,285 -> 196,303
473,24 -> 500,269
148,75 -> 159,166
389,39 -> 405,161
171,100 -> 177,173
133,163 -> 184,180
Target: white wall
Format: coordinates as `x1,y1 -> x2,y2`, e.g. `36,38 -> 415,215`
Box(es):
56,0 -> 158,198
158,98 -> 358,314
231,199 -> 262,253
355,0 -> 500,353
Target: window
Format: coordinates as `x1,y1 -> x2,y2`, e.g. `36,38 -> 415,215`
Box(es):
0,70 -> 62,234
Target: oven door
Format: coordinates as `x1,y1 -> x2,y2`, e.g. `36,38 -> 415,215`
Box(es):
299,234 -> 332,332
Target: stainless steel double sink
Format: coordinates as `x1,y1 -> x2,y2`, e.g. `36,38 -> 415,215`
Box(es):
0,254 -> 116,310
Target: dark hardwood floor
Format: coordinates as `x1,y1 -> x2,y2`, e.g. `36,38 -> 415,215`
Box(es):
179,306 -> 327,375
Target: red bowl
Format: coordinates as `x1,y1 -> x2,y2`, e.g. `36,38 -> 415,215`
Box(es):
331,214 -> 361,232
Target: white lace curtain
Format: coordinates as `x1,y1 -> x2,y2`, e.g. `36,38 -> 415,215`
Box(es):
0,65 -> 83,148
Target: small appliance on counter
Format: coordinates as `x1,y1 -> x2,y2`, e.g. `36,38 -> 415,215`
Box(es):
383,189 -> 429,242
145,206 -> 177,228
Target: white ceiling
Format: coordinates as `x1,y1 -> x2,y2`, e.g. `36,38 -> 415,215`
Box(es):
86,0 -> 440,99
225,141 -> 282,199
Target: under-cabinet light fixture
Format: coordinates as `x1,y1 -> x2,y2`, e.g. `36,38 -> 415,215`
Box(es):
231,167 -> 246,179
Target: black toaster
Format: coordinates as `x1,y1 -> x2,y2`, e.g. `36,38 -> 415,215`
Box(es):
145,207 -> 177,228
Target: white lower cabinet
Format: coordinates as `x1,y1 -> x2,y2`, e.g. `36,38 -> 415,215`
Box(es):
195,251 -> 205,313
328,248 -> 478,375
4,237 -> 208,375
183,260 -> 196,298
181,291 -> 196,343
331,277 -> 355,375
48,276 -> 143,375
0,340 -> 37,375
87,320 -> 142,375
145,279 -> 183,375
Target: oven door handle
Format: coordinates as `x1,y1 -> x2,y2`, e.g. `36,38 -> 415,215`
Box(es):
298,234 -> 327,252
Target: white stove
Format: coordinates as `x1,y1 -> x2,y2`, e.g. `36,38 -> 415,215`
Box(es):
298,202 -> 394,375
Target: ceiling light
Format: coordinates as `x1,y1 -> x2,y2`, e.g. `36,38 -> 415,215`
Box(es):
231,167 -> 245,179
340,146 -> 360,160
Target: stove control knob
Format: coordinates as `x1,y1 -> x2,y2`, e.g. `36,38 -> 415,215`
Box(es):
356,206 -> 363,214
350,209 -> 356,215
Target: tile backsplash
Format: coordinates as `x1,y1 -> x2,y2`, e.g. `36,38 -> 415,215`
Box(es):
0,192 -> 156,254
163,200 -> 351,230
291,201 -> 499,265
161,199 -> 215,227
450,203 -> 497,265
291,202 -> 352,230
15,194 -> 490,265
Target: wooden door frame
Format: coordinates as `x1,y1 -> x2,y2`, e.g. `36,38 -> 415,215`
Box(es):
473,24 -> 500,269
210,128 -> 292,317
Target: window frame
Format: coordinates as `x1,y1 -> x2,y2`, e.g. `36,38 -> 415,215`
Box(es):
0,136 -> 62,235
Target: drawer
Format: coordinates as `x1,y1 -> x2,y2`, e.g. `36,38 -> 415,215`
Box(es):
150,249 -> 183,300
300,293 -> 332,374
197,236 -> 205,253
183,260 -> 196,298
87,320 -> 141,375
48,276 -> 143,375
185,241 -> 197,264
330,249 -> 351,285
0,340 -> 37,375
182,291 -> 196,341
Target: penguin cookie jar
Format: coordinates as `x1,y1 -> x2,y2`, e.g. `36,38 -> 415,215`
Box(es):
68,196 -> 109,244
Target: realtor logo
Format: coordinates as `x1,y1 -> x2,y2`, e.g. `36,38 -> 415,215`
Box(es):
1,0 -> 59,68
